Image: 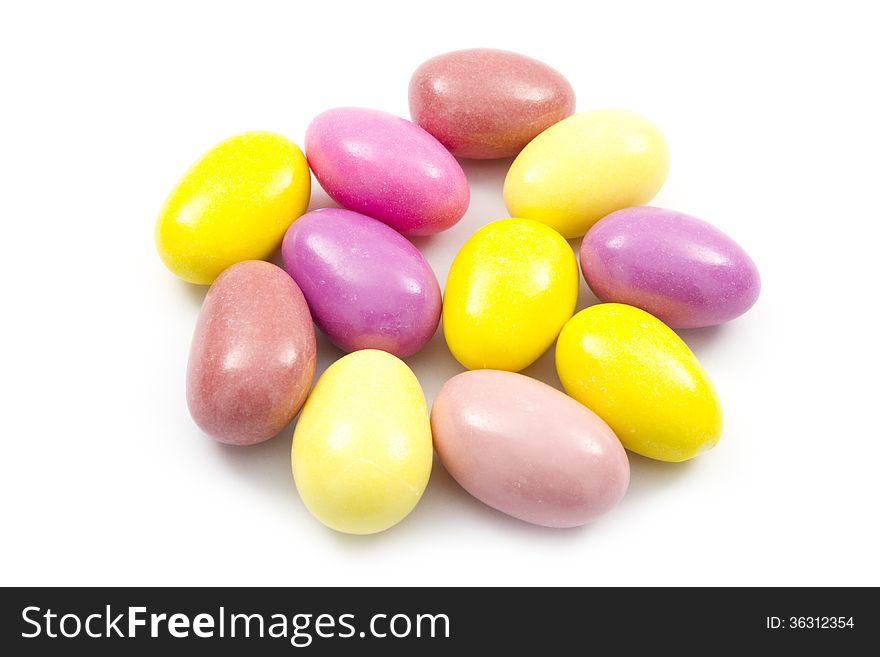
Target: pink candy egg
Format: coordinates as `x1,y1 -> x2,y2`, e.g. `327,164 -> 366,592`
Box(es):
305,107 -> 469,236
431,370 -> 630,528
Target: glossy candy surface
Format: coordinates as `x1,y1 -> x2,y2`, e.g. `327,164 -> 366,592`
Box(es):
156,132 -> 310,285
443,218 -> 578,372
187,261 -> 316,445
292,350 -> 433,534
556,304 -> 722,462
282,208 -> 441,357
432,370 -> 629,528
581,207 -> 761,328
504,110 -> 669,238
409,48 -> 575,159
305,107 -> 469,236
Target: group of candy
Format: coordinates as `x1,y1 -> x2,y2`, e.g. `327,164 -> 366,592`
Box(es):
156,49 -> 760,534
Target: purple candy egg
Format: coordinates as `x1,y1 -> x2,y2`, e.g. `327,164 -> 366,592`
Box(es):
282,208 -> 442,358
305,107 -> 470,236
581,207 -> 760,328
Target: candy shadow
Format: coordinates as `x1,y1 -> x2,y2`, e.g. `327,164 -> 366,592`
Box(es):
619,452 -> 697,507
521,346 -> 563,392
407,234 -> 437,252
676,324 -> 727,358
268,247 -> 285,268
405,324 -> 465,405
458,158 -> 514,227
211,424 -> 297,501
457,156 -> 515,188
575,281 -> 601,315
312,330 -> 346,381
306,180 -> 340,213
566,235 -> 604,314
178,279 -> 207,307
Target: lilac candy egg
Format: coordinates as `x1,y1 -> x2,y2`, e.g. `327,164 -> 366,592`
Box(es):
431,370 -> 630,528
282,208 -> 442,358
581,207 -> 761,328
305,107 -> 469,236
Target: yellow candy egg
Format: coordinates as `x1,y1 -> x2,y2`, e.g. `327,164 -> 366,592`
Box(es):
443,218 -> 578,371
156,131 -> 310,285
292,349 -> 433,535
503,109 -> 669,238
555,303 -> 722,462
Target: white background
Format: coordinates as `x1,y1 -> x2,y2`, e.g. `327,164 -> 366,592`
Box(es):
1,0 -> 878,587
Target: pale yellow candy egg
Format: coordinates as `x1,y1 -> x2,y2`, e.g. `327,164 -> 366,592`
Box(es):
291,350 -> 433,535
503,109 -> 669,238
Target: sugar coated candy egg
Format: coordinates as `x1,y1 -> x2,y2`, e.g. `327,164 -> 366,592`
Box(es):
281,208 -> 441,358
504,109 -> 669,238
556,303 -> 722,462
156,131 -> 310,285
581,206 -> 761,328
187,261 -> 316,445
432,370 -> 629,528
305,107 -> 469,236
292,350 -> 433,534
443,218 -> 578,372
409,48 -> 575,159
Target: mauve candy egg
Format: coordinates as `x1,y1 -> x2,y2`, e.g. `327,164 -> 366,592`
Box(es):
305,107 -> 469,236
186,260 -> 316,445
431,370 -> 630,528
581,207 -> 761,328
281,208 -> 441,358
409,48 -> 576,159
